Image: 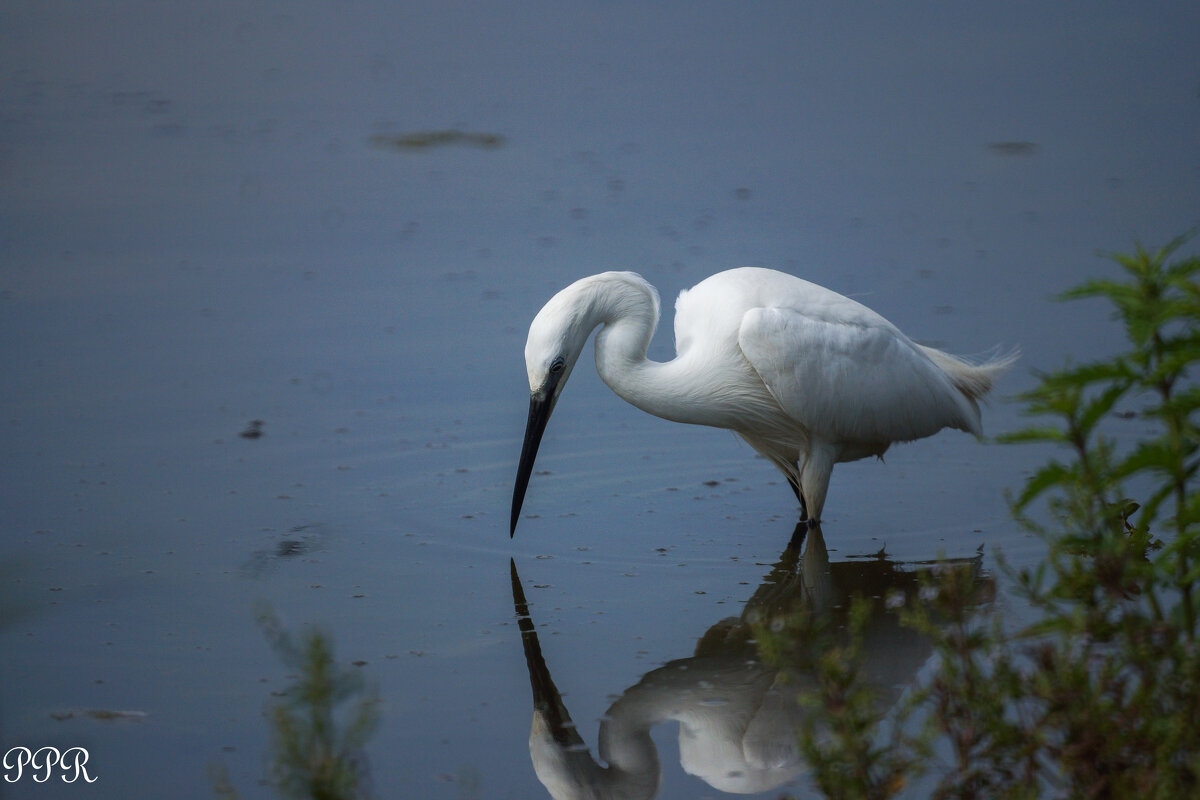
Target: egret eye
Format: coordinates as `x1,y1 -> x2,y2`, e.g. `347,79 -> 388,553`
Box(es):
549,358 -> 565,375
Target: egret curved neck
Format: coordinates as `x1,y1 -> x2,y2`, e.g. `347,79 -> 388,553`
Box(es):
589,281 -> 711,426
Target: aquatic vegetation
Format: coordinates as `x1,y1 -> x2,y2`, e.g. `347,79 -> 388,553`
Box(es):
257,609 -> 380,800
212,607 -> 380,800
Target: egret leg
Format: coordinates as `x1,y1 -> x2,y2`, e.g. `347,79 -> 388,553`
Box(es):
786,470 -> 809,521
798,444 -> 835,526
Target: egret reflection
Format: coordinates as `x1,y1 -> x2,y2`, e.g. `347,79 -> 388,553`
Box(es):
511,526 -> 991,798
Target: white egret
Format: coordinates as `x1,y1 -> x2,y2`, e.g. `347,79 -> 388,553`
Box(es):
511,268 -> 1015,535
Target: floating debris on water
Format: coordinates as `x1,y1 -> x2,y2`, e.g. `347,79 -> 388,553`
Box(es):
241,523 -> 329,578
51,709 -> 148,722
987,141 -> 1038,157
239,419 -> 264,439
369,130 -> 506,152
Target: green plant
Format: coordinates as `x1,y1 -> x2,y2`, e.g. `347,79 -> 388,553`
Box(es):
900,565 -> 1040,799
986,232 -> 1200,796
760,594 -> 928,800
212,608 -> 380,800
763,234 -> 1200,798
257,608 -> 380,800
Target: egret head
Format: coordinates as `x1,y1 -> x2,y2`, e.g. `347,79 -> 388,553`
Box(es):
510,281 -> 596,537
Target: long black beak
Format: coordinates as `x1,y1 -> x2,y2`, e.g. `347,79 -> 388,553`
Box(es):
511,383 -> 558,537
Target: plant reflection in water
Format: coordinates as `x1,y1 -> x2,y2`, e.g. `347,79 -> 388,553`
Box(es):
511,525 -> 992,799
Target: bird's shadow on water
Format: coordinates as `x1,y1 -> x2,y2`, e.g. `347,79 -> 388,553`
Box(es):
510,523 -> 993,799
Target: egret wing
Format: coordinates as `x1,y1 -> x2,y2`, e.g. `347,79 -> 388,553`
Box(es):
738,307 -> 979,445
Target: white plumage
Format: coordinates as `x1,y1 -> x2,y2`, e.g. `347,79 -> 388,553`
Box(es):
511,267 -> 1014,535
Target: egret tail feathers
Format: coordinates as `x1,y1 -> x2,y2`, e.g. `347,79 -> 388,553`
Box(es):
919,346 -> 1019,402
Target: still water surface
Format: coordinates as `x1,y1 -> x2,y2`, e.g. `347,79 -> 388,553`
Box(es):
3,2 -> 1199,797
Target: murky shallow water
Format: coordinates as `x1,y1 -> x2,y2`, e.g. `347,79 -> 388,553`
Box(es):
3,2 -> 1198,797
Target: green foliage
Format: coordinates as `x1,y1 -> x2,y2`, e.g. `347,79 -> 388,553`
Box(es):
901,565 -> 1041,799
761,594 -> 928,800
984,233 -> 1200,796
998,233 -> 1200,635
257,607 -> 380,800
212,608 -> 380,800
762,234 -> 1200,798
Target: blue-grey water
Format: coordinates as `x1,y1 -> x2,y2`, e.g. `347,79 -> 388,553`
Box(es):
3,2 -> 1198,797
